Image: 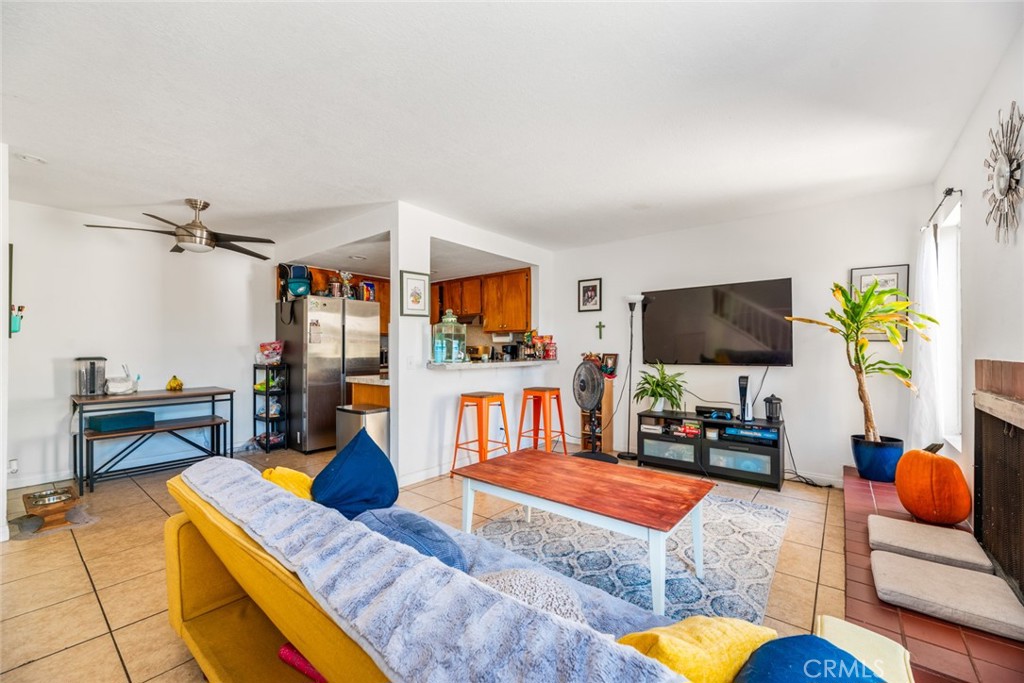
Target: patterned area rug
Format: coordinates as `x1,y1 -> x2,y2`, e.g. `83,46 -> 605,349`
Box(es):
476,494 -> 789,622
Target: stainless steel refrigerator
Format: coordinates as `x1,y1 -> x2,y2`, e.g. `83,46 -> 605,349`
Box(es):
277,297 -> 380,452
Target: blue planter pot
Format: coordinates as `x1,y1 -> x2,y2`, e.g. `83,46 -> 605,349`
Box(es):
851,435 -> 904,482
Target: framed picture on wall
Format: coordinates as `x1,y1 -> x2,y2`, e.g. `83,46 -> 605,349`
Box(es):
400,270 -> 430,317
849,264 -> 910,341
578,278 -> 602,312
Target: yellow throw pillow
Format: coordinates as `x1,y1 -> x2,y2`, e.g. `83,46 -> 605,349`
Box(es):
262,466 -> 313,500
618,616 -> 776,683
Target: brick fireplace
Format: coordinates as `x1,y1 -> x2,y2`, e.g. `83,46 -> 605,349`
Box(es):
973,359 -> 1024,602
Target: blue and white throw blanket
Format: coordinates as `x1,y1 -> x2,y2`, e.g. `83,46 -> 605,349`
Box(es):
182,458 -> 683,683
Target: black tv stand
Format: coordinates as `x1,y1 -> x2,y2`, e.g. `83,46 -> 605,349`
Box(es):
636,410 -> 784,490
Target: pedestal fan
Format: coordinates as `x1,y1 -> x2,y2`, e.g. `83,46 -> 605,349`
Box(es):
572,361 -> 618,464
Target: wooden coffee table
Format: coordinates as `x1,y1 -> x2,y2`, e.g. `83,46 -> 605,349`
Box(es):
452,449 -> 715,615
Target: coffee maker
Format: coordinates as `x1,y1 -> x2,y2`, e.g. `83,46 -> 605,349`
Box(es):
501,344 -> 519,361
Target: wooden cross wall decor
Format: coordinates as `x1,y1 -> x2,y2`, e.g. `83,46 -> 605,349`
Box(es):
596,321 -> 605,339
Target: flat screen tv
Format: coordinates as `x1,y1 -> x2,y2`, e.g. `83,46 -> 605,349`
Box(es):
642,278 -> 793,366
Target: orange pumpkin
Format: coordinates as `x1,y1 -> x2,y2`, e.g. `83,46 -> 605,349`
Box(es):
894,450 -> 972,525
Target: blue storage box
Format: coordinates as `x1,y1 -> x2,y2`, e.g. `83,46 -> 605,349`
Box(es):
87,411 -> 155,432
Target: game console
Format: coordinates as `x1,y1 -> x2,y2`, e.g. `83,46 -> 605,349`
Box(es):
739,375 -> 752,422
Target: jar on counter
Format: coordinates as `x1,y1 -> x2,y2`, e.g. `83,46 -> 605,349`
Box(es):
543,341 -> 557,360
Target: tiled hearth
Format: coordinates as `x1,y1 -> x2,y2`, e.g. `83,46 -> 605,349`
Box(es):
842,466 -> 1024,682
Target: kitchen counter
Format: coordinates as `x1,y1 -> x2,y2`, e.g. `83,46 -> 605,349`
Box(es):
346,375 -> 390,386
426,360 -> 557,370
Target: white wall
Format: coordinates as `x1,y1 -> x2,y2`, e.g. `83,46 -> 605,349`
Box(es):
391,202 -> 556,485
1,146 -> 10,540
932,22 -> 1024,488
7,202 -> 275,487
548,186 -> 932,485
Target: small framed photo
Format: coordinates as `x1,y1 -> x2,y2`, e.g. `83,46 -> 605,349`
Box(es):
850,264 -> 910,341
601,353 -> 619,375
400,270 -> 430,317
578,278 -> 602,312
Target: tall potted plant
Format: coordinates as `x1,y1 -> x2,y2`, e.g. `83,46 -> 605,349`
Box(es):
633,362 -> 686,412
787,281 -> 936,481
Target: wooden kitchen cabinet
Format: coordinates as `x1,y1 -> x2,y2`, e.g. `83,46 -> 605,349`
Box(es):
442,280 -> 462,315
431,283 -> 442,324
377,279 -> 390,335
461,277 -> 482,315
482,268 -> 531,332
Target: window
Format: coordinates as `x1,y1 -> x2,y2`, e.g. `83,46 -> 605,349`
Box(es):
935,202 -> 962,444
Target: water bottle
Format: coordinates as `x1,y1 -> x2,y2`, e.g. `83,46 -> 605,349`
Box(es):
434,338 -> 445,363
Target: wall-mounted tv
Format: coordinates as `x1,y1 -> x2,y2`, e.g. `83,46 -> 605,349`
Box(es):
642,278 -> 793,366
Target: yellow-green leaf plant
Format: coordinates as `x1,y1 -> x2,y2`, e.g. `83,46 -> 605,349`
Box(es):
633,361 -> 687,410
786,281 -> 937,442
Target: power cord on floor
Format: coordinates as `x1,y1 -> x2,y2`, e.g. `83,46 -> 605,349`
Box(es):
781,407 -> 832,489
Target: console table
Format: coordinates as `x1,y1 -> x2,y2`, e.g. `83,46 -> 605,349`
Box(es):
71,386 -> 234,494
637,410 -> 785,490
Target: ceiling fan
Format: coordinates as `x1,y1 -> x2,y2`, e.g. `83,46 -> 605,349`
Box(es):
85,198 -> 274,260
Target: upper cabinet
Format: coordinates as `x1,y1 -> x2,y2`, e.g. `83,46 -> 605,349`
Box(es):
482,268 -> 531,332
353,275 -> 390,335
431,268 -> 530,332
442,277 -> 482,316
430,283 -> 442,324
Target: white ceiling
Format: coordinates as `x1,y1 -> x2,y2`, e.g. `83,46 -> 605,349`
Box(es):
2,3 -> 1021,250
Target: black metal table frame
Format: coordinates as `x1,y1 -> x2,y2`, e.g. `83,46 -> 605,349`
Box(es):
72,389 -> 234,494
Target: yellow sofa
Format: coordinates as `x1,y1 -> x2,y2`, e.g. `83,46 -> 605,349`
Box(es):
164,474 -> 387,682
165,470 -> 915,683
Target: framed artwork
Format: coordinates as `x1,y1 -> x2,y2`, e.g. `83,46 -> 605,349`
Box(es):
601,353 -> 619,376
400,270 -> 430,317
578,278 -> 602,312
849,264 -> 910,341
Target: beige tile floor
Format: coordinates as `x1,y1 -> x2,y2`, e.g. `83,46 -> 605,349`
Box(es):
1,448 -> 844,680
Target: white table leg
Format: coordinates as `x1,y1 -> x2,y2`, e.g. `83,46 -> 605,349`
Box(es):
691,500 -> 704,580
462,478 -> 475,533
649,530 -> 667,616
525,506 -> 532,523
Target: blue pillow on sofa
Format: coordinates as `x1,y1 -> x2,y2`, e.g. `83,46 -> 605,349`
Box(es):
734,635 -> 884,683
354,507 -> 468,572
311,428 -> 398,519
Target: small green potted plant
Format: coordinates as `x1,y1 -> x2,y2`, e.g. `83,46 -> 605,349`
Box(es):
787,281 -> 936,481
633,362 -> 686,412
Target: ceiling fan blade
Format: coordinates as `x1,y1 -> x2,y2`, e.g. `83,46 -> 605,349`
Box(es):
170,245 -> 185,253
142,213 -> 182,228
208,230 -> 275,244
85,224 -> 176,236
216,242 -> 270,261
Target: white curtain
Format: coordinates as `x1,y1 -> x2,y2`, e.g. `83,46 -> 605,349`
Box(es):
907,226 -> 943,449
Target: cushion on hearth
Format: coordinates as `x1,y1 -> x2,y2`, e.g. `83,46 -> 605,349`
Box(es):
734,635 -> 885,682
868,514 -> 993,573
311,428 -> 398,519
354,507 -> 467,572
261,467 -> 313,500
871,551 -> 1024,641
814,615 -> 913,683
894,449 -> 972,525
477,569 -> 588,625
618,615 -> 776,683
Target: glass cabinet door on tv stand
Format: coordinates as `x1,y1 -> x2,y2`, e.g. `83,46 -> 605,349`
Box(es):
636,410 -> 784,490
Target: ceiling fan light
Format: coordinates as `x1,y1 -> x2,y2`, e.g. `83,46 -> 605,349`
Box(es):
178,241 -> 214,253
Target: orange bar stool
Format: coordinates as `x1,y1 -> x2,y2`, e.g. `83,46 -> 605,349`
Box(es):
449,391 -> 511,477
516,387 -> 568,454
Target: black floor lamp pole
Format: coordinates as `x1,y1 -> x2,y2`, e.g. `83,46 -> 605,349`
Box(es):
618,297 -> 641,460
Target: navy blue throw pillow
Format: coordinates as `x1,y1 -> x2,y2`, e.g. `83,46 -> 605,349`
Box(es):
734,635 -> 885,683
311,428 -> 398,519
354,507 -> 468,572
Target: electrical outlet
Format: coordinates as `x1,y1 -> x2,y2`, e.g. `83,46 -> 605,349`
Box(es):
8,459 -> 18,474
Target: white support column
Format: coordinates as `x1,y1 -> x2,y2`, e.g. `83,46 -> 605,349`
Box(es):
0,144 -> 9,542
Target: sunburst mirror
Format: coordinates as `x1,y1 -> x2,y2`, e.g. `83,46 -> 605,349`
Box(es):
983,100 -> 1023,242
